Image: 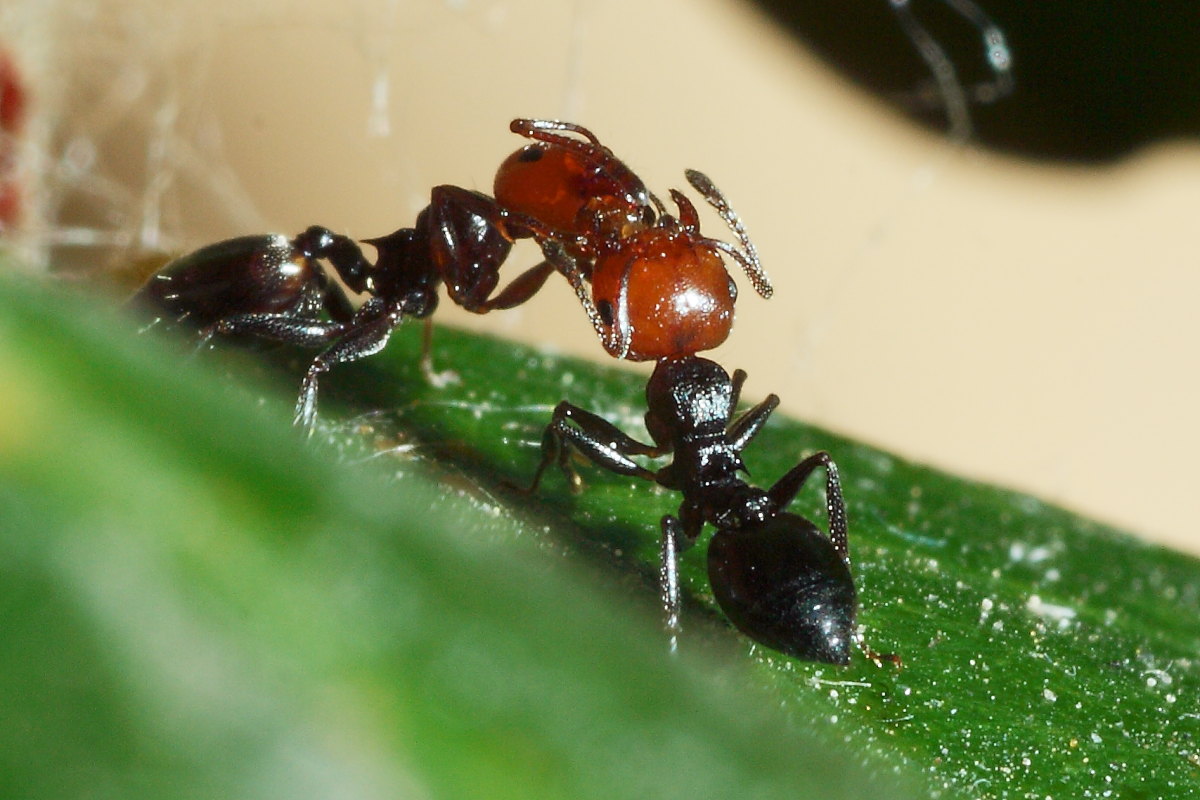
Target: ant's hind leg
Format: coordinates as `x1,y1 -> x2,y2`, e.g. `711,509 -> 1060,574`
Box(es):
294,300 -> 405,432
520,413 -> 575,494
660,515 -> 683,652
206,313 -> 350,350
196,310 -> 349,364
765,451 -> 848,561
659,506 -> 704,653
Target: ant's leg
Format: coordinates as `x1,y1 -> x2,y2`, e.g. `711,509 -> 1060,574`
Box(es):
508,120 -> 650,216
942,0 -> 1014,103
510,118 -> 604,148
320,281 -> 357,322
474,260 -> 557,312
729,369 -> 748,410
426,185 -> 571,313
207,312 -> 351,349
660,515 -> 684,651
724,368 -> 780,452
727,393 -> 780,456
659,504 -> 705,652
765,451 -> 849,562
294,300 -> 405,431
522,400 -> 660,493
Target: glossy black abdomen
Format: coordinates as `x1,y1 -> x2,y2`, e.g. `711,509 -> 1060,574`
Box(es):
708,512 -> 856,664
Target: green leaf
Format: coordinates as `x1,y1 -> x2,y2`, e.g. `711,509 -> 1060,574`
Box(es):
319,309 -> 1200,799
2,269 -> 1198,799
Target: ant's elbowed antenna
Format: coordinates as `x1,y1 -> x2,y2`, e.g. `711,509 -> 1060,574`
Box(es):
888,0 -> 1014,141
684,169 -> 773,300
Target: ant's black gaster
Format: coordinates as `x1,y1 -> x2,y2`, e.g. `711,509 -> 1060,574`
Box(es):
524,355 -> 882,665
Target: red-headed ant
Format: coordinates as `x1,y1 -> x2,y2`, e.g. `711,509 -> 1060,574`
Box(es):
132,120 -> 769,430
495,120 -> 771,361
522,356 -> 895,666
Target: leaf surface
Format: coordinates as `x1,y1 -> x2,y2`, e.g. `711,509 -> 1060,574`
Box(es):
2,272 -> 1197,799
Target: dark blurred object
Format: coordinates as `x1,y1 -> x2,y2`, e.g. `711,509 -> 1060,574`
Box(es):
750,0 -> 1200,163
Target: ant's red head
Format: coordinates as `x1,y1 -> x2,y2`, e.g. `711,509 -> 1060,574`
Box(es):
495,123 -> 773,363
493,119 -> 654,253
587,184 -> 771,361
590,226 -> 737,361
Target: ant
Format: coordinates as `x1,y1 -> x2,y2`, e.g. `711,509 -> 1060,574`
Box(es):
495,121 -> 772,361
132,119 -> 770,430
522,355 -> 895,666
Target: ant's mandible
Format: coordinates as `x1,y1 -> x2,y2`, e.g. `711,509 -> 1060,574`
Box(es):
523,355 -> 893,665
133,119 -> 769,430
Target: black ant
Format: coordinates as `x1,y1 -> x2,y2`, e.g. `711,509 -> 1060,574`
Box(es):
522,355 -> 895,665
132,119 -> 770,429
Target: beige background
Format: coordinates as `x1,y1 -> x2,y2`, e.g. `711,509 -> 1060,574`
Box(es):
12,0 -> 1200,551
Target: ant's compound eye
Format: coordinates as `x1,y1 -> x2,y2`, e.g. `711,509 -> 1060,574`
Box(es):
596,299 -> 615,327
517,144 -> 544,163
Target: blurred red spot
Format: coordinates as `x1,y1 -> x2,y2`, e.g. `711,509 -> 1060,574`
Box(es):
0,48 -> 27,231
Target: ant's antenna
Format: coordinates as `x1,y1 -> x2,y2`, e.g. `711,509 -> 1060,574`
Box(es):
684,169 -> 773,299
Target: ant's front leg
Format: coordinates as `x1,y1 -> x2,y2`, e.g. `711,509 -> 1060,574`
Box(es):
729,368 -> 748,410
765,451 -> 848,562
522,401 -> 665,493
